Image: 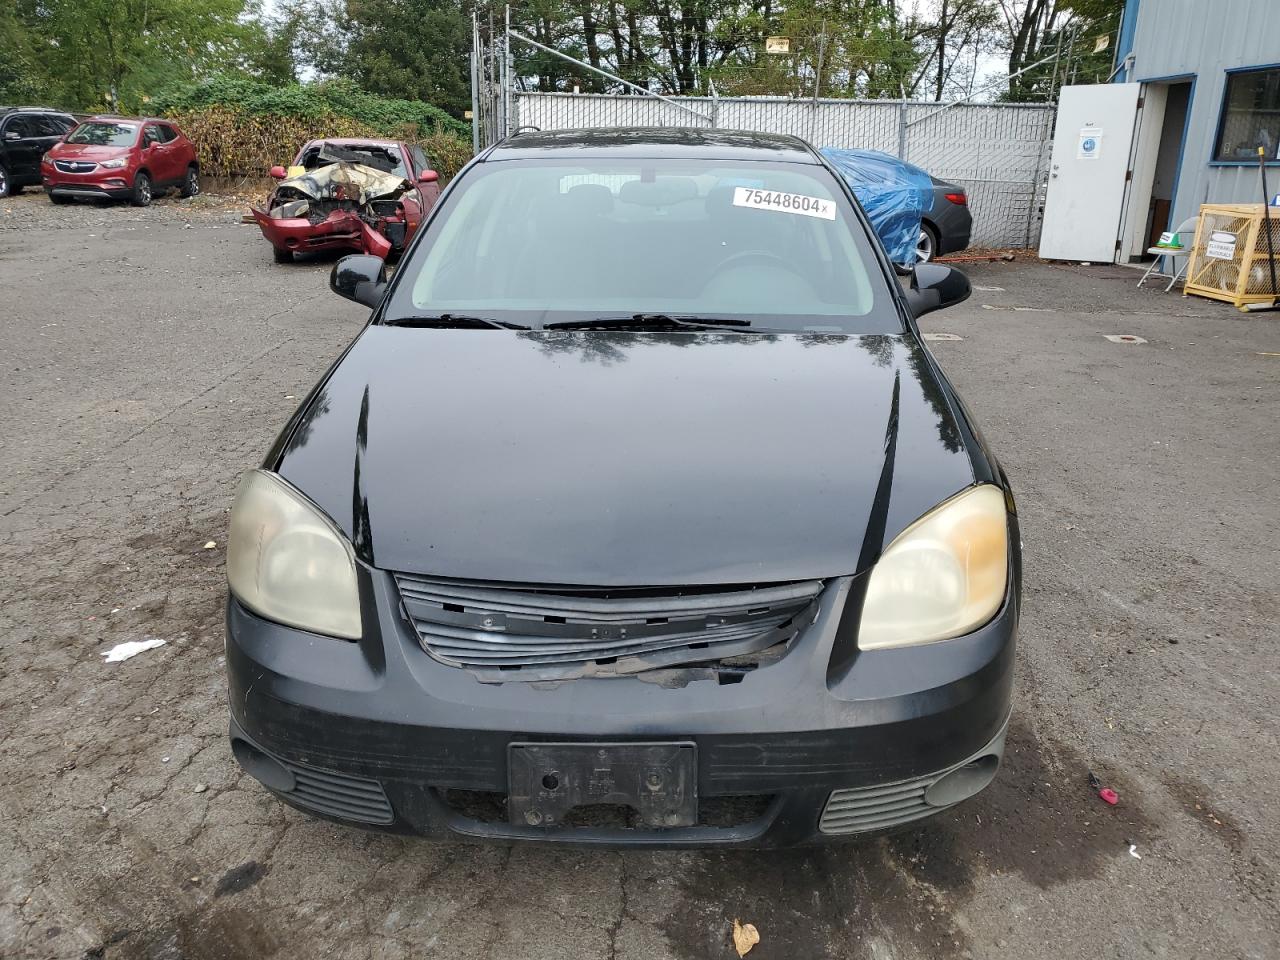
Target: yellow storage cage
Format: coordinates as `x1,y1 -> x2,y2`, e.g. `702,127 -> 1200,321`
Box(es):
1184,203 -> 1280,310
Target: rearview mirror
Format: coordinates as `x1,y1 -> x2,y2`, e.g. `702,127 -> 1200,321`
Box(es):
418,169 -> 439,184
904,263 -> 971,319
269,165 -> 287,180
331,255 -> 388,308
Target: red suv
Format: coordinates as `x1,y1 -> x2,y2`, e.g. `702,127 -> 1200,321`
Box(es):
42,116 -> 199,206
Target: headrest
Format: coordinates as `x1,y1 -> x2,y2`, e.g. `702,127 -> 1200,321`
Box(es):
563,183 -> 614,216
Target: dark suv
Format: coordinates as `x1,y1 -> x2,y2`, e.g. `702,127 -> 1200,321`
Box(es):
0,107 -> 77,198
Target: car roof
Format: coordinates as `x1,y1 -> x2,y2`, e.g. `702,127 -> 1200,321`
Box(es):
1,106 -> 74,116
82,115 -> 169,124
306,137 -> 403,149
486,126 -> 820,163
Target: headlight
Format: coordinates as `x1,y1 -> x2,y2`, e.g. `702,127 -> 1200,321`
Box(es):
857,485 -> 1008,650
99,157 -> 127,169
227,470 -> 362,639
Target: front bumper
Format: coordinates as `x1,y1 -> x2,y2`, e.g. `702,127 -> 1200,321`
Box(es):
44,178 -> 132,200
250,208 -> 394,258
226,570 -> 1017,847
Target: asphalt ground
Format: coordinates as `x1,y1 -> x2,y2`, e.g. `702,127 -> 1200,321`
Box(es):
1,190 -> 1278,960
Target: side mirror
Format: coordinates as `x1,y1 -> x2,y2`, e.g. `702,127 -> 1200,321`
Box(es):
904,263 -> 971,318
3,130 -> 20,142
269,165 -> 287,180
331,255 -> 388,308
417,169 -> 439,184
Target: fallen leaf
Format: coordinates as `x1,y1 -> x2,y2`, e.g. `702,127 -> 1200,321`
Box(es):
732,919 -> 760,957
203,541 -> 217,549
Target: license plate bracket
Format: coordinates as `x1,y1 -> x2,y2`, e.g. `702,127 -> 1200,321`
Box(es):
508,741 -> 697,828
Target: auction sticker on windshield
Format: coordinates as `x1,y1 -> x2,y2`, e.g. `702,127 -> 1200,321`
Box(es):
733,187 -> 836,220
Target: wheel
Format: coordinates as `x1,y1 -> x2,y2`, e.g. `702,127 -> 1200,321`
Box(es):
180,165 -> 199,198
272,245 -> 293,264
130,171 -> 152,207
0,165 -> 8,198
916,223 -> 938,263
49,192 -> 71,205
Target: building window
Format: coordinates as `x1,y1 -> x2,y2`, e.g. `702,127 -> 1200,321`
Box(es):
1214,66 -> 1280,162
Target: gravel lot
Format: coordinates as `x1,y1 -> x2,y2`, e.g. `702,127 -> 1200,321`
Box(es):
1,189 -> 1278,960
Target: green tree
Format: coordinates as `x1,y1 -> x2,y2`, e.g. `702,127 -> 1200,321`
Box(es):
314,0 -> 474,117
0,4 -> 44,104
9,0 -> 255,112
501,0 -> 936,100
917,0 -> 1000,101
996,0 -> 1124,101
242,0 -> 313,84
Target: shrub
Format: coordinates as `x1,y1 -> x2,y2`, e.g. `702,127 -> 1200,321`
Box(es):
152,76 -> 473,183
151,76 -> 469,138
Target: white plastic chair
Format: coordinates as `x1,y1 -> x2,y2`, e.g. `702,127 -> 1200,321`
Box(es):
1138,216 -> 1199,292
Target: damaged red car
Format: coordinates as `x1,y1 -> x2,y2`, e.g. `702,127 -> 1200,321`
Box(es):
251,139 -> 440,263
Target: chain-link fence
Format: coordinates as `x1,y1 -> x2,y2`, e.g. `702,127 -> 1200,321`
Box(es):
508,91 -> 1054,248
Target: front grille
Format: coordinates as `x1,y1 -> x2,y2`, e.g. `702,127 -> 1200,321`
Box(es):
54,159 -> 96,173
394,574 -> 823,680
280,757 -> 394,825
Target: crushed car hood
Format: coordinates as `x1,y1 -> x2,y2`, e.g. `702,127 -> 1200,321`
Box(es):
272,162 -> 409,207
272,328 -> 979,585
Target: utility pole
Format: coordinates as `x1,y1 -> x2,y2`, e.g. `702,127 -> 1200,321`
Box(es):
811,20 -> 827,145
813,19 -> 827,103
935,0 -> 948,102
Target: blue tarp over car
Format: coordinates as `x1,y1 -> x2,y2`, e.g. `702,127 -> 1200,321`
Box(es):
821,148 -> 934,265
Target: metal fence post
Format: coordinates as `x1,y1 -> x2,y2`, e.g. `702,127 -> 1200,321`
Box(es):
1024,104 -> 1055,249
897,100 -> 908,159
470,14 -> 481,152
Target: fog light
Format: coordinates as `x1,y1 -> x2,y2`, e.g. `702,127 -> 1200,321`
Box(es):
231,737 -> 296,792
924,754 -> 999,807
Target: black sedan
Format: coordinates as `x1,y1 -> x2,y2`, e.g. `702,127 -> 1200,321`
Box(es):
225,127 -> 1020,846
920,175 -> 973,262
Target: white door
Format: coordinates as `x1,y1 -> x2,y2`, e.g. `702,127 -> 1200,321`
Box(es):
1039,83 -> 1142,262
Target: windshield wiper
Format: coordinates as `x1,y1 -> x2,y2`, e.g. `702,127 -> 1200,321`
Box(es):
545,313 -> 752,331
382,314 -> 530,330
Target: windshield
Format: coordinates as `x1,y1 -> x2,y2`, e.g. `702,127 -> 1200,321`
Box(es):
66,122 -> 138,147
301,142 -> 408,179
385,157 -> 899,333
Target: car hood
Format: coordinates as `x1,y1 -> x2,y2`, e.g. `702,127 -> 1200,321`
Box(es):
274,328 -> 977,586
51,143 -> 130,161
